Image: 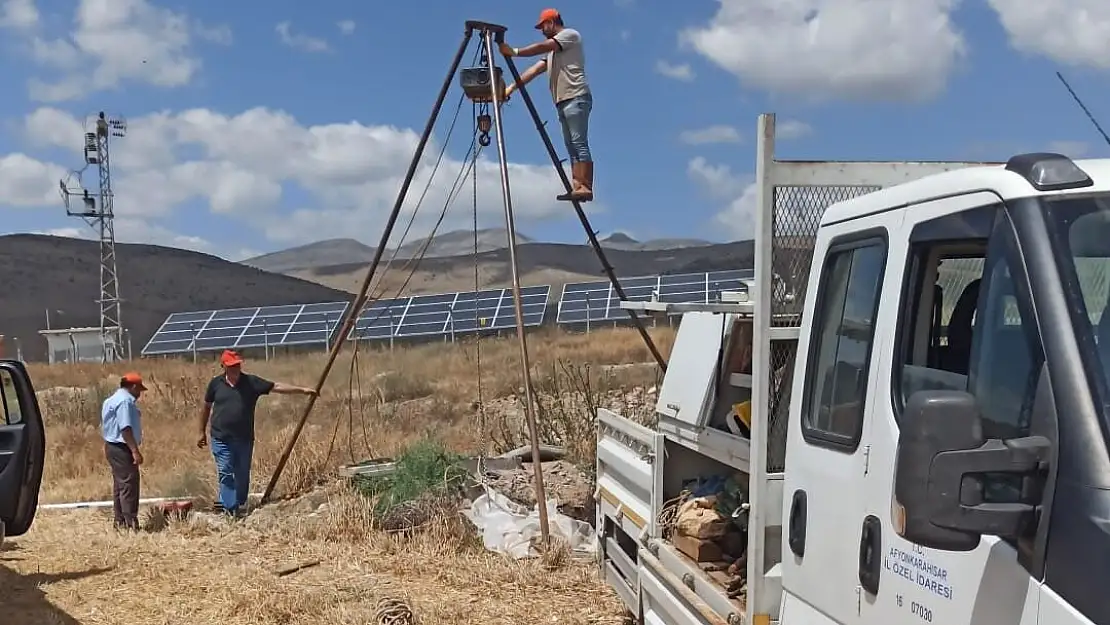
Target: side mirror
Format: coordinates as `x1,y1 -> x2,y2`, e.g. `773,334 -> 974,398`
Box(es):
893,390 -> 1049,552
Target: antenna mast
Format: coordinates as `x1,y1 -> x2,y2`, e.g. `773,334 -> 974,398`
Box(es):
1056,71 -> 1110,148
59,111 -> 128,363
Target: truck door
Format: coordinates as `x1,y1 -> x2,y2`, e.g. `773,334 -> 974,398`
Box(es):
0,360 -> 46,540
779,213 -> 896,624
857,194 -> 1043,625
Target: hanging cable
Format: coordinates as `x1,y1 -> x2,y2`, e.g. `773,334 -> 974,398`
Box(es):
338,131 -> 486,465
357,45 -> 484,312
471,100 -> 488,469
349,134 -> 483,336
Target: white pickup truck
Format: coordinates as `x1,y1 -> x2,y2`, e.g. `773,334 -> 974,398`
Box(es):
0,360 -> 46,547
596,113 -> 1110,625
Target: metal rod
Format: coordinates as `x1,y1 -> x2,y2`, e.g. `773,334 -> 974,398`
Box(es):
260,29 -> 475,505
497,50 -> 667,373
483,29 -> 551,545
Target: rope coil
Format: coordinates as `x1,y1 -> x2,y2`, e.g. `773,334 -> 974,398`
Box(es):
375,597 -> 417,625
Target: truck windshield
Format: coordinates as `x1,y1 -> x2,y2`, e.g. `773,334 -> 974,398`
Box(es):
1043,193 -> 1110,406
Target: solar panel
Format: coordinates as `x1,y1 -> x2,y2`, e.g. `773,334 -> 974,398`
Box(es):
141,301 -> 349,356
348,285 -> 551,341
555,270 -> 752,324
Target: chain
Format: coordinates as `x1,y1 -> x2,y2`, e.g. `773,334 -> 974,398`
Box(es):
472,101 -> 490,485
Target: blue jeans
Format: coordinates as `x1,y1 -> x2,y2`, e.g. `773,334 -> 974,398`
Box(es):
557,93 -> 592,164
210,437 -> 253,513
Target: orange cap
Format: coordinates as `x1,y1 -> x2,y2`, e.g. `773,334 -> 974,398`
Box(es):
535,8 -> 561,28
220,350 -> 244,368
121,372 -> 147,390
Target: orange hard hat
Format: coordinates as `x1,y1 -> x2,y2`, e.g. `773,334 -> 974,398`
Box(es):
535,8 -> 561,29
121,372 -> 147,390
220,349 -> 244,367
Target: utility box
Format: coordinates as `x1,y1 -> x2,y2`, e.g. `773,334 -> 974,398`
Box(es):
39,327 -> 118,364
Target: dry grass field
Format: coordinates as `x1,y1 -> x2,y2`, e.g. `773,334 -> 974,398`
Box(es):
5,326 -> 675,625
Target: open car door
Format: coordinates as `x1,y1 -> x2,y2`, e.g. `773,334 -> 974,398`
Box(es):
0,360 -> 45,541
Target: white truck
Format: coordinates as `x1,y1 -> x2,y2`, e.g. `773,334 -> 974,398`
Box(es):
596,112 -> 1110,625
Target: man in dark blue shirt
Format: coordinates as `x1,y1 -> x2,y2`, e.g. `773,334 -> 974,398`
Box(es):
196,350 -> 316,515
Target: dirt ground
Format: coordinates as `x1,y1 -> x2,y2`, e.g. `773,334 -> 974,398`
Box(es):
4,489 -> 626,625
12,328 -> 673,624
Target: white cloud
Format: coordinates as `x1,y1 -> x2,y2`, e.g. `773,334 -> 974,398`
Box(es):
1048,140 -> 1090,157
655,60 -> 695,81
989,0 -> 1110,68
0,0 -> 38,30
194,21 -> 232,45
16,0 -> 230,102
42,219 -> 218,256
713,184 -> 758,240
276,21 -> 330,53
337,19 -> 356,36
777,119 -> 813,139
688,157 -> 756,239
680,125 -> 741,145
680,0 -> 966,102
0,153 -> 66,207
15,105 -> 568,254
688,157 -> 749,200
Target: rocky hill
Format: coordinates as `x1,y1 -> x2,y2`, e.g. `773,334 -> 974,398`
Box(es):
249,230 -> 734,295
242,229 -> 717,274
290,240 -> 754,295
0,234 -> 352,362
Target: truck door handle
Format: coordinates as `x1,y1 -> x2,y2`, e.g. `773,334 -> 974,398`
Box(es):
788,489 -> 806,558
858,515 -> 882,596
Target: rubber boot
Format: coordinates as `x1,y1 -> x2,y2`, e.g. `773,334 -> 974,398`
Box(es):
569,161 -> 593,202
556,162 -> 584,201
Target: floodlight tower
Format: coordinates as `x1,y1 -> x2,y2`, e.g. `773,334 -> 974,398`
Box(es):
59,111 -> 127,362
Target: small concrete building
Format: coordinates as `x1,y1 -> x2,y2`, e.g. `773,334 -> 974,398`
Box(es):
39,327 -> 119,364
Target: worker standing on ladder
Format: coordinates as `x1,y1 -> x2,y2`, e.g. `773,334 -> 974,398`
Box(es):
501,8 -> 594,203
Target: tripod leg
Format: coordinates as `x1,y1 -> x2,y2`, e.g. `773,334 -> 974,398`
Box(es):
497,51 -> 668,373
260,30 -> 474,505
483,30 -> 552,547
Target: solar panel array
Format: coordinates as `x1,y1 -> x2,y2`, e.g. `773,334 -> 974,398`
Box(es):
142,301 -> 349,356
347,285 -> 551,340
141,271 -> 753,357
556,270 -> 752,324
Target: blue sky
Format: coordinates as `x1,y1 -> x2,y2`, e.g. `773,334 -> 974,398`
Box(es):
0,0 -> 1107,261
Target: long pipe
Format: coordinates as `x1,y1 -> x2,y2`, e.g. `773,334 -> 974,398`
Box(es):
483,29 -> 551,545
37,493 -> 265,511
260,30 -> 475,504
497,49 -> 668,373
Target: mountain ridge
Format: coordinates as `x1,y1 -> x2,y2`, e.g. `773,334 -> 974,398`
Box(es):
242,228 -> 719,274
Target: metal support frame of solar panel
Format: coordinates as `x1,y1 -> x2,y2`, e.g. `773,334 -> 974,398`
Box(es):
555,270 -> 752,324
347,285 -> 551,341
141,301 -> 350,356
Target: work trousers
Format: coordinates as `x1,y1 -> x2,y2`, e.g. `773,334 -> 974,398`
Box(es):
210,437 -> 254,514
556,92 -> 593,164
104,442 -> 140,530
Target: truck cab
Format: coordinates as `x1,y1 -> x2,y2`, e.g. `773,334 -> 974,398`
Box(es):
0,360 -> 46,546
596,113 -> 1110,624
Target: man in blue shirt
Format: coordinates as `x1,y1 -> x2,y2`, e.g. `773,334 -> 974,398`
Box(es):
101,372 -> 146,530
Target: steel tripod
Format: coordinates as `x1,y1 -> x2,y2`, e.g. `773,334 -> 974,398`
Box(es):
262,22 -> 667,548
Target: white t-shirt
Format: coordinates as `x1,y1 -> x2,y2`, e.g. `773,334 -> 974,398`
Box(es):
545,28 -> 590,104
